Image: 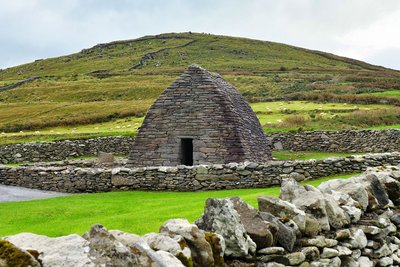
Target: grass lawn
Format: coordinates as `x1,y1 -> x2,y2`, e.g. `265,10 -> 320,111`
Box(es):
0,173 -> 358,237
272,150 -> 363,160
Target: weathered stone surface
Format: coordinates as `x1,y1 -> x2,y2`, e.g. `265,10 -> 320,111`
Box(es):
98,151 -> 115,166
353,173 -> 389,210
390,213 -> 400,226
259,212 -> 296,252
230,197 -> 276,249
160,218 -> 214,266
142,232 -> 192,266
320,248 -> 339,258
339,256 -> 358,267
204,232 -> 225,267
4,233 -> 95,266
128,65 -> 272,167
195,198 -> 255,258
372,170 -> 400,204
286,252 -> 306,265
301,246 -> 320,261
345,229 -> 367,249
257,246 -> 285,255
318,178 -> 369,211
322,193 -> 350,228
258,196 -> 307,233
300,236 -> 338,248
281,178 -> 350,231
258,254 -> 290,265
358,256 -> 373,267
0,240 -> 41,267
109,229 -> 141,247
378,256 -> 393,266
83,224 -> 135,266
133,239 -> 185,267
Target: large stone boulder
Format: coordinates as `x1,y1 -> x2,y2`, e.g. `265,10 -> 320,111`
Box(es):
369,169 -> 400,204
109,230 -> 141,247
4,233 -> 95,267
230,197 -> 277,249
353,174 -> 389,210
318,178 -> 369,211
258,196 -> 307,234
83,224 -> 135,266
322,193 -> 350,229
327,190 -> 362,223
142,233 -> 192,267
280,179 -> 329,232
259,212 -> 296,252
133,239 -> 186,267
160,218 -> 215,266
195,198 -> 256,258
279,178 -> 308,202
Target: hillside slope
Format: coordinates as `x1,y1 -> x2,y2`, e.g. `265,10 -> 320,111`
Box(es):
0,32 -> 399,132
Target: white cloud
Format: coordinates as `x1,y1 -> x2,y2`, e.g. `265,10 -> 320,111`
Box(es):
0,0 -> 399,69
334,8 -> 400,68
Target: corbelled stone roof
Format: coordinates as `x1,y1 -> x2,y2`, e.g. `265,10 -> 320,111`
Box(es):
128,64 -> 272,166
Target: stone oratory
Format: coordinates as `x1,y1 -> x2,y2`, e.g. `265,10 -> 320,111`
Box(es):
128,64 -> 272,166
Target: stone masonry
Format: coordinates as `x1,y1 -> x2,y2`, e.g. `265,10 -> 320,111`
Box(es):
128,64 -> 272,166
1,152 -> 399,193
0,129 -> 399,164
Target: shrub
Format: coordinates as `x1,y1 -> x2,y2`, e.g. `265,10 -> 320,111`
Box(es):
282,115 -> 307,126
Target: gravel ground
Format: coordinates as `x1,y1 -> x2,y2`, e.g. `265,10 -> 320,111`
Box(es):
0,185 -> 70,202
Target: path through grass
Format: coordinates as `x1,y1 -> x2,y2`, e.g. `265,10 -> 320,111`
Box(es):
0,173 -> 358,237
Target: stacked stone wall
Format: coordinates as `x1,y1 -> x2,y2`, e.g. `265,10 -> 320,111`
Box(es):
269,129 -> 400,152
0,136 -> 133,164
1,153 -> 399,193
0,129 -> 398,164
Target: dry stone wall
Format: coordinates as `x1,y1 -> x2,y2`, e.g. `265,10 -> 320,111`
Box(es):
1,153 -> 399,193
3,166 -> 400,267
269,129 -> 400,153
0,136 -> 133,164
0,129 -> 399,165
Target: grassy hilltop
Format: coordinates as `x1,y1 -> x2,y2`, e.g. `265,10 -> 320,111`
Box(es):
0,32 -> 400,142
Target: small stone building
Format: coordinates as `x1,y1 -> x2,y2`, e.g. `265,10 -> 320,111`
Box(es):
128,65 -> 272,166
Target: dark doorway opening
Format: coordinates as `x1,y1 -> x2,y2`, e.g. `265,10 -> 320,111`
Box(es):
181,138 -> 193,166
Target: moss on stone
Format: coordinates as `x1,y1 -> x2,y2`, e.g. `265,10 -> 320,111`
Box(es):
204,232 -> 224,267
175,251 -> 193,267
0,240 -> 37,267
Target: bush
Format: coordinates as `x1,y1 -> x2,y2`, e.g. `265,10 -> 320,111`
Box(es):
282,115 -> 307,126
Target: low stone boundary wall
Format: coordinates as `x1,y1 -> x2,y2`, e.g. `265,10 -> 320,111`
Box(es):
1,129 -> 399,164
269,129 -> 400,152
1,153 -> 399,193
0,136 -> 134,164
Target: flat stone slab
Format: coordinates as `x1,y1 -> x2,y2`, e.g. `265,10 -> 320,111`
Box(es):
0,185 -> 70,202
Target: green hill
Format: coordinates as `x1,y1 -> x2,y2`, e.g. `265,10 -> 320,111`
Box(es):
0,32 -> 399,132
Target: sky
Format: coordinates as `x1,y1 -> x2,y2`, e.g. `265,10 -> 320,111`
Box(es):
1,0 -> 400,70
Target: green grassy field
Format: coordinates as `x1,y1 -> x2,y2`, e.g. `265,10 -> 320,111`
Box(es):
1,100 -> 399,145
271,151 -> 363,160
370,90 -> 400,98
0,173 -> 358,237
1,32 -> 400,135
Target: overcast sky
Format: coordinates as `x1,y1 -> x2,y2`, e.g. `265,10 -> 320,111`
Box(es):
1,0 -> 400,70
